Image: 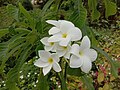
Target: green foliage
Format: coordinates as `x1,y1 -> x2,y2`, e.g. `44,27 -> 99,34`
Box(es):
19,3 -> 35,30
88,0 -> 100,21
0,29 -> 9,38
7,4 -> 19,21
88,0 -> 117,21
104,0 -> 117,18
81,74 -> 94,90
36,70 -> 49,90
69,0 -> 87,29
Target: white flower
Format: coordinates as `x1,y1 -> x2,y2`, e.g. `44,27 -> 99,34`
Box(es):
46,20 -> 61,35
46,20 -> 74,35
70,36 -> 97,73
47,20 -> 82,46
56,44 -> 71,59
40,37 -> 57,52
34,50 -> 61,75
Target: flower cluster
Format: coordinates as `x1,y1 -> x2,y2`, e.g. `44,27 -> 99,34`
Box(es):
34,20 -> 97,75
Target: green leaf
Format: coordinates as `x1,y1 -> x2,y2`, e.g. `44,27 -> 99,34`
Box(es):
86,26 -> 99,46
91,9 -> 100,21
8,26 -> 17,35
40,0 -> 54,17
0,32 -> 29,74
104,0 -> 117,18
35,42 -> 44,53
88,0 -> 100,21
18,3 -> 35,30
6,83 -> 20,90
81,74 -> 94,90
0,29 -> 9,38
7,4 -> 19,21
15,28 -> 31,33
67,66 -> 84,76
69,0 -> 87,29
26,31 -> 38,44
93,46 -> 118,78
36,70 -> 49,90
36,19 -> 43,34
6,44 -> 32,89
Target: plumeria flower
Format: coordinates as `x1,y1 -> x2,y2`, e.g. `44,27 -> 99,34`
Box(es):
34,50 -> 61,75
46,20 -> 61,35
46,20 -> 74,35
47,20 -> 82,46
70,36 -> 97,73
40,37 -> 57,52
56,44 -> 71,59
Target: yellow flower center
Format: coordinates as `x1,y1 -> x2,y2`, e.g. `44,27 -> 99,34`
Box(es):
48,58 -> 53,64
79,51 -> 83,56
50,42 -> 54,46
62,33 -> 67,38
62,46 -> 67,50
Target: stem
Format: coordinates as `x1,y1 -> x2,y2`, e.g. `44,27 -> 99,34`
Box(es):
59,58 -> 68,90
60,71 -> 67,90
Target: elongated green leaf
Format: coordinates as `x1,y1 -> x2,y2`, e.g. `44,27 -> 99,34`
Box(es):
40,0 -> 54,17
36,19 -> 43,34
7,32 -> 27,43
88,0 -> 100,21
6,44 -> 32,90
0,29 -> 9,38
81,74 -> 94,90
8,37 -> 25,51
15,28 -> 31,33
19,3 -> 35,30
36,70 -> 49,90
0,41 -> 27,74
0,31 -> 29,74
93,46 -> 119,77
26,31 -> 38,44
7,4 -> 19,21
104,0 -> 117,18
8,42 -> 26,57
69,0 -> 87,29
19,3 -> 32,21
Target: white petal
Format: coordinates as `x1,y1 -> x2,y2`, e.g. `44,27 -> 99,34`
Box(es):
60,20 -> 75,33
56,45 -> 64,50
34,59 -> 49,67
56,50 -> 66,57
84,49 -> 97,62
81,36 -> 90,50
59,36 -> 71,46
53,62 -> 61,72
51,53 -> 60,62
40,37 -> 49,46
46,20 -> 59,27
81,56 -> 92,73
43,65 -> 52,76
49,27 -> 60,35
44,46 -> 53,51
70,55 -> 83,68
68,27 -> 82,41
71,44 -> 80,57
48,34 -> 62,42
38,50 -> 50,62
64,52 -> 70,59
